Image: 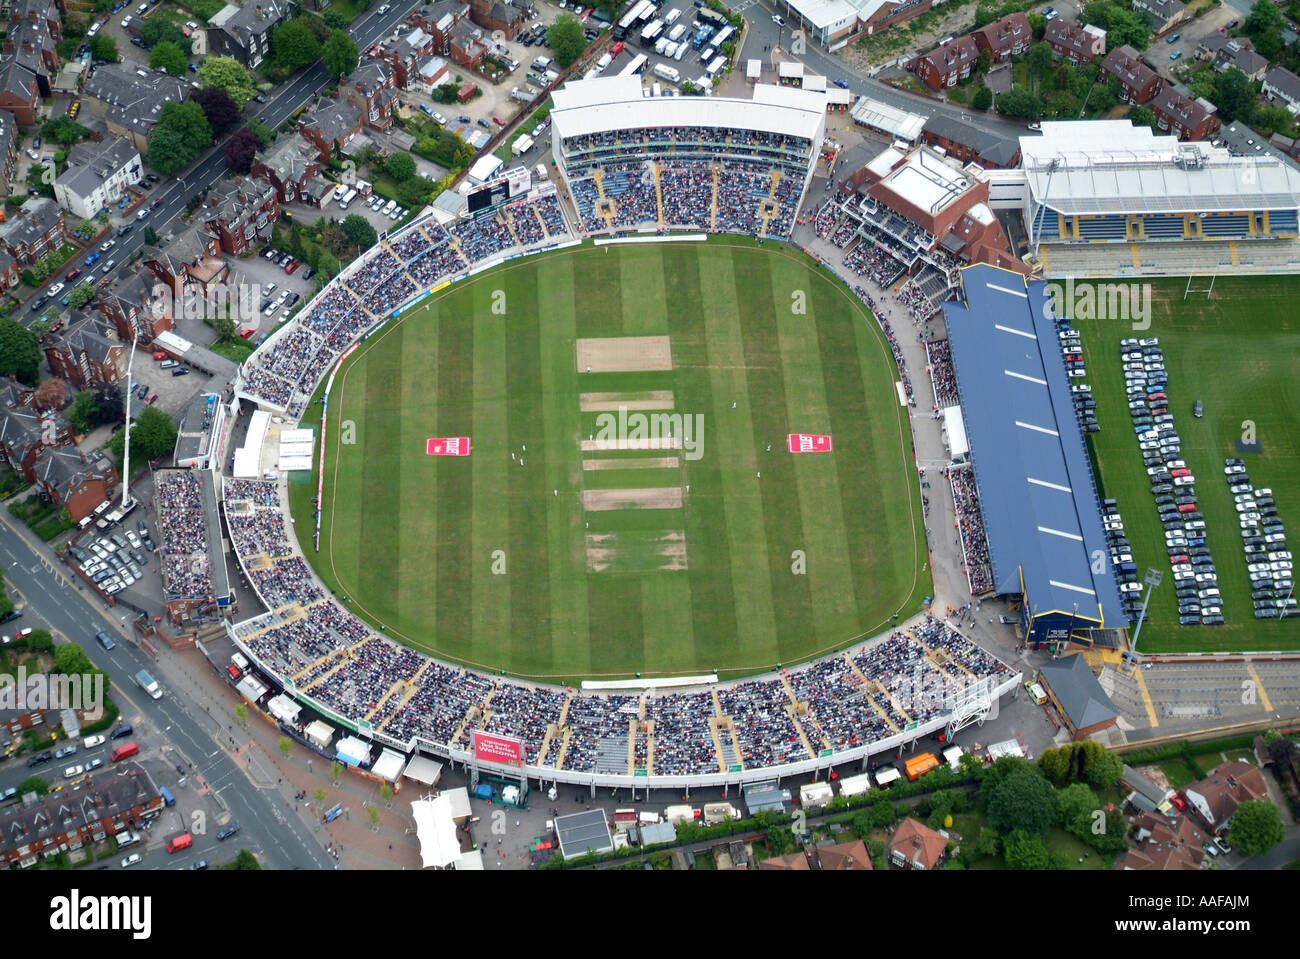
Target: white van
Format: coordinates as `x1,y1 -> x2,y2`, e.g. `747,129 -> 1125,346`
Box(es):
534,163 -> 547,180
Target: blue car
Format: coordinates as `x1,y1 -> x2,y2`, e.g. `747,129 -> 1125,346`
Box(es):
833,77 -> 850,89
85,252 -> 100,266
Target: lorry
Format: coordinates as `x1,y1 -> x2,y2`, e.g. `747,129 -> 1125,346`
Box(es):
512,134 -> 535,156
134,669 -> 162,700
510,84 -> 537,103
653,62 -> 680,84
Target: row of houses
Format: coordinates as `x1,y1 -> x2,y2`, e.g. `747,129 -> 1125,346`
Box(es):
1101,45 -> 1221,141
757,818 -> 949,870
911,12 -> 1033,91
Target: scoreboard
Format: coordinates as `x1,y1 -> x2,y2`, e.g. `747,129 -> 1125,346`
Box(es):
466,166 -> 532,217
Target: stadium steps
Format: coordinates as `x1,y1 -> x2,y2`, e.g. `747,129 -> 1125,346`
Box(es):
365,676 -> 408,722
842,653 -> 901,735
786,705 -> 818,758
375,681 -> 422,732
553,726 -> 573,768
711,719 -> 736,772
626,717 -> 638,774
652,162 -> 664,226
502,211 -> 522,247
911,634 -> 971,684
450,701 -> 480,749
591,169 -> 616,231
709,167 -> 719,231
538,725 -> 556,765
557,692 -> 572,727
644,721 -> 654,776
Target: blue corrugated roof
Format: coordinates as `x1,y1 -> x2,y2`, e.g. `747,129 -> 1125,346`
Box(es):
942,264 -> 1126,629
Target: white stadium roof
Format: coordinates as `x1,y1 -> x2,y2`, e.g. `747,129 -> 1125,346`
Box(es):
552,75 -> 828,142
1021,119 -> 1300,215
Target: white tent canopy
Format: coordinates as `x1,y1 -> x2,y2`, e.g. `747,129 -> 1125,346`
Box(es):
336,735 -> 372,767
267,693 -> 301,725
304,720 -> 334,749
403,755 -> 444,786
412,795 -> 462,868
371,748 -> 406,782
943,405 -> 970,461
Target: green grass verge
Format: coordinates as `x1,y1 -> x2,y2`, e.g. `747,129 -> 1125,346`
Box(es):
1074,276 -> 1300,652
292,237 -> 928,681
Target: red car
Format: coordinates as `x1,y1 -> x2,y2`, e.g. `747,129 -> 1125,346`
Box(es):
610,41 -> 624,55
1177,503 -> 1197,513
1148,392 -> 1167,402
1170,468 -> 1192,478
239,328 -> 255,339
1169,554 -> 1189,564
145,392 -> 158,406
284,259 -> 300,274
152,198 -> 162,208
1171,795 -> 1187,811
153,350 -> 167,360
492,115 -> 505,126
65,267 -> 83,282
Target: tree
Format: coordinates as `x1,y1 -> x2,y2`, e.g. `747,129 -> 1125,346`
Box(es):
0,319 -> 41,384
972,84 -> 993,110
234,703 -> 248,724
1269,735 -> 1298,766
1027,42 -> 1055,88
44,115 -> 91,148
548,13 -> 587,68
366,804 -> 380,828
224,849 -> 262,870
272,19 -> 322,73
214,313 -> 237,342
872,797 -> 896,827
997,85 -> 1040,118
312,786 -> 328,803
149,40 -> 189,76
1083,749 -> 1122,789
33,378 -> 67,410
143,226 -> 159,246
68,389 -> 98,433
973,826 -> 1001,860
329,760 -> 343,783
380,783 -> 394,806
15,775 -> 50,797
1127,104 -> 1159,132
161,99 -> 213,151
278,735 -> 293,758
322,29 -> 359,78
54,643 -> 94,675
67,283 -> 95,310
1245,0 -> 1284,36
1255,104 -> 1295,136
141,16 -> 188,49
198,56 -> 258,107
1003,828 -> 1050,869
115,406 -> 178,461
431,82 -> 461,104
147,127 -> 195,176
191,87 -> 241,137
323,9 -> 349,29
1254,28 -> 1282,58
340,213 -> 377,251
1228,799 -> 1285,855
244,118 -> 275,147
1213,68 -> 1257,124
385,151 -> 416,182
90,34 -> 119,62
1056,781 -> 1100,829
976,49 -> 992,75
986,767 -> 1057,836
224,128 -> 260,173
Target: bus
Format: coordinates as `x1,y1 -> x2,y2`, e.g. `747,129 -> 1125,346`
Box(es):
618,53 -> 648,76
711,24 -> 733,48
616,0 -> 654,38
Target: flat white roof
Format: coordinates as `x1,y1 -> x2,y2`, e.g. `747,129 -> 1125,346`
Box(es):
553,77 -> 827,143
1021,119 -> 1300,215
867,145 -> 904,178
746,58 -> 761,78
468,155 -> 503,183
779,61 -> 804,78
880,147 -> 975,215
780,0 -> 859,30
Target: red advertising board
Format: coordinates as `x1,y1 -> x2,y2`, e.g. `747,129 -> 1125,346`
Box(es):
426,437 -> 472,456
472,730 -> 524,767
787,433 -> 833,453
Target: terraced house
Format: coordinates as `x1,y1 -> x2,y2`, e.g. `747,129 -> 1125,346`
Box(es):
41,311 -> 127,390
207,0 -> 291,69
202,177 -> 279,256
913,35 -> 980,91
0,197 -> 70,268
973,12 -> 1032,64
52,136 -> 143,220
1044,18 -> 1106,65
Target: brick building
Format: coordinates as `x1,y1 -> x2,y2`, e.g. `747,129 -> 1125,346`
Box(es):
202,178 -> 279,257
1100,45 -> 1163,105
974,12 -> 1032,63
913,36 -> 980,91
1044,18 -> 1106,65
41,312 -> 127,390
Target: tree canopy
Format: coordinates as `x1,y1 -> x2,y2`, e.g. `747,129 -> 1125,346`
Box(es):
322,29 -> 359,78
191,86 -> 241,137
1002,828 -> 1051,869
548,13 -> 587,68
272,19 -> 322,73
149,40 -> 189,76
109,406 -> 178,462
0,319 -> 41,384
224,128 -> 261,173
1228,799 -> 1285,855
198,56 -> 258,107
340,213 -> 378,251
89,34 -> 118,62
985,766 -> 1058,836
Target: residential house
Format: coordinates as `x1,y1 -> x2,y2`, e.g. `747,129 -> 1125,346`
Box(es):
887,817 -> 949,870
0,250 -> 21,295
756,851 -> 810,870
1122,764 -> 1176,815
342,61 -> 398,132
921,114 -> 1021,168
0,763 -> 162,868
1044,18 -> 1107,65
207,0 -> 291,70
41,311 -> 127,390
408,56 -> 451,96
1037,654 -> 1120,741
973,12 -> 1032,64
202,177 -> 279,256
0,197 -> 70,268
816,839 -> 873,870
4,15 -> 58,97
1197,35 -> 1268,82
0,55 -> 41,126
52,137 -> 143,220
1263,66 -> 1300,116
83,64 -> 192,153
1115,812 -> 1207,870
1131,0 -> 1187,34
251,133 -> 325,206
446,17 -> 489,71
297,96 -> 364,161
97,267 -> 178,344
0,110 -> 19,200
1100,45 -> 1163,105
143,227 -> 229,302
913,36 -> 980,91
419,0 -> 472,48
9,0 -> 62,41
1150,85 -> 1220,141
469,0 -> 526,40
31,444 -> 117,521
1183,760 -> 1268,834
377,27 -> 440,89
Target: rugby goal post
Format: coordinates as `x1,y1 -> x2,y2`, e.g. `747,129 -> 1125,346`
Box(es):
1183,274 -> 1216,300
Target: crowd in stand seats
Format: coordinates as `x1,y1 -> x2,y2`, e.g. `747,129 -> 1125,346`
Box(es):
898,277 -> 943,324
949,465 -> 993,594
856,286 -> 915,406
659,161 -> 715,229
156,470 -> 215,600
926,339 -> 960,408
844,241 -> 906,288
236,195 -> 575,413
227,508 -> 290,558
250,556 -> 324,609
562,127 -> 813,173
224,479 -> 280,508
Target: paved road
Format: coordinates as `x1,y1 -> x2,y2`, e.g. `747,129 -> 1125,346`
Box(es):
22,0 -> 424,324
0,509 -> 332,869
735,0 -> 1036,139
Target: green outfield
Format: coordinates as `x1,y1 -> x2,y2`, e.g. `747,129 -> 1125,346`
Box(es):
1073,275 -> 1300,652
290,238 -> 928,680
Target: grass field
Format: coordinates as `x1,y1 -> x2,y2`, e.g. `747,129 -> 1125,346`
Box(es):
290,239 -> 928,681
1074,275 -> 1300,652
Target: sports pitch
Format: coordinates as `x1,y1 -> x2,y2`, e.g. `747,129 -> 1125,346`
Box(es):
1074,275 -> 1300,652
291,239 -> 928,680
